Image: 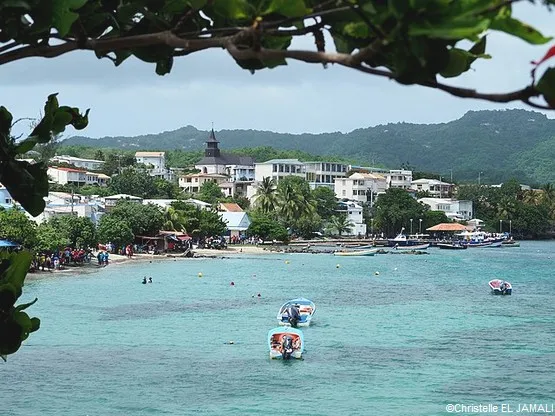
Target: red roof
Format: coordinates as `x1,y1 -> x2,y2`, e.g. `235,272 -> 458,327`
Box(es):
219,203 -> 243,212
49,166 -> 86,173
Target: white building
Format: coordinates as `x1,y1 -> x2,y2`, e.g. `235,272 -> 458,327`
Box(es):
385,169 -> 413,189
220,211 -> 251,240
85,172 -> 110,186
104,194 -> 143,211
254,159 -> 305,183
411,178 -> 453,197
334,172 -> 387,205
304,161 -> 348,189
51,155 -> 104,171
135,151 -> 173,180
336,201 -> 366,236
194,130 -> 255,180
47,166 -> 87,185
178,173 -> 228,193
418,197 -> 474,221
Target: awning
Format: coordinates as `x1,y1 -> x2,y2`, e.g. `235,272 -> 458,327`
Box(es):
178,235 -> 192,241
426,223 -> 468,232
0,239 -> 19,247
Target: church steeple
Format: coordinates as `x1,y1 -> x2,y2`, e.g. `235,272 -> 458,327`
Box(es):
205,128 -> 220,158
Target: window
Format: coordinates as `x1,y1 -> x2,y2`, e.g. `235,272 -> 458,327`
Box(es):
285,165 -> 290,173
342,190 -> 346,196
5,198 -> 11,204
273,164 -> 277,172
279,165 -> 284,172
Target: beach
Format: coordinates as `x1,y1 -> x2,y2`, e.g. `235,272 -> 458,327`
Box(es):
26,245 -> 272,279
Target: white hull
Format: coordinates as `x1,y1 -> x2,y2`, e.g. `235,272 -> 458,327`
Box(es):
278,320 -> 311,327
270,349 -> 302,359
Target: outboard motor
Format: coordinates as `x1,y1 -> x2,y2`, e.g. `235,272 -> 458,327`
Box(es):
286,305 -> 301,328
500,281 -> 507,294
281,335 -> 294,359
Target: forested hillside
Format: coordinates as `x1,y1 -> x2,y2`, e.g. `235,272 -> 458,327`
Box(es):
64,109 -> 555,184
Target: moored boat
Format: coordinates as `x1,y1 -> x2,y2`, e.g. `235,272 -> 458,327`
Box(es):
489,279 -> 512,295
392,243 -> 429,250
333,249 -> 378,257
437,242 -> 468,250
277,298 -> 316,327
502,240 -> 520,247
387,228 -> 426,247
268,327 -> 304,359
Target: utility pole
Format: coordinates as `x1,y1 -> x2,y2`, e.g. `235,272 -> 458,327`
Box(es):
478,171 -> 483,186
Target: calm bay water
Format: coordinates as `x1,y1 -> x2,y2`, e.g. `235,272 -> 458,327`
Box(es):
2,242 -> 555,415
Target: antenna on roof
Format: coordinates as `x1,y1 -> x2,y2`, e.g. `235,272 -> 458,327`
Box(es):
211,121 -> 214,130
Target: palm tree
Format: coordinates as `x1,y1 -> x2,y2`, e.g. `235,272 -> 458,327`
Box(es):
254,177 -> 277,214
163,206 -> 187,232
329,214 -> 354,236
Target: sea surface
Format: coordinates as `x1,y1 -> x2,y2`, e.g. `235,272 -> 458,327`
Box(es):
2,242 -> 555,416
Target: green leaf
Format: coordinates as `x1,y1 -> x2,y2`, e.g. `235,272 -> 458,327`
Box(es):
388,0 -> 410,17
14,137 -> 38,154
409,18 -> 490,40
212,0 -> 252,20
52,110 -> 74,133
13,311 -> 32,333
490,16 -> 552,45
30,317 -> 40,332
0,106 -> 13,136
263,0 -> 311,18
536,67 -> 555,105
440,49 -> 471,78
343,22 -> 370,39
1,161 -> 49,216
0,252 -> 32,298
156,57 -> 174,75
14,297 -> 37,312
52,0 -> 88,37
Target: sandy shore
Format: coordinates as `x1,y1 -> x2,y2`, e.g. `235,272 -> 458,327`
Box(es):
26,245 -> 273,280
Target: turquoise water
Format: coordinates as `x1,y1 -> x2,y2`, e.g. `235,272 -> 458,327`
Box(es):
2,242 -> 555,415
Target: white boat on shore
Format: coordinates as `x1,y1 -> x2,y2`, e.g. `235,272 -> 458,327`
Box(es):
333,249 -> 379,257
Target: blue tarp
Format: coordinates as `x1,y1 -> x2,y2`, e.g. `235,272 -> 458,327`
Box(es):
0,240 -> 19,247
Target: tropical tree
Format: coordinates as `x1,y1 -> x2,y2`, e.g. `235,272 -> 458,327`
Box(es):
254,177 -> 277,214
0,208 -> 37,247
49,216 -> 97,249
197,181 -> 224,205
312,186 -> 338,220
329,214 -> 355,236
373,188 -> 427,237
248,211 -> 289,242
107,201 -> 165,237
108,166 -> 158,198
35,222 -> 71,253
97,216 -> 134,248
163,206 -> 188,232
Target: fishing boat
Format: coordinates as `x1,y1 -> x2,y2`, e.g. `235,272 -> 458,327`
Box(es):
277,298 -> 316,327
457,231 -> 503,248
392,243 -> 429,250
333,249 -> 378,257
268,327 -> 304,359
502,239 -> 520,247
489,279 -> 512,295
387,228 -> 425,247
437,242 -> 468,250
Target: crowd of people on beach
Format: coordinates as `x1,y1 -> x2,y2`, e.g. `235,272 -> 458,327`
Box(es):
31,248 -> 92,272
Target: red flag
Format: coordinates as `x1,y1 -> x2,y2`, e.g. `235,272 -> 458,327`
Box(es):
532,45 -> 555,66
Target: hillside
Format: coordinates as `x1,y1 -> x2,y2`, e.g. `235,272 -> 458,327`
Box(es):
64,109 -> 555,184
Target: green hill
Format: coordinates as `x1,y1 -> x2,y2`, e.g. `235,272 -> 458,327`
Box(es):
63,109 -> 555,184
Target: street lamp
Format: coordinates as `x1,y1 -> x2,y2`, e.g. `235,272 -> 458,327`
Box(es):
371,218 -> 374,236
410,218 -> 413,235
449,169 -> 453,182
419,218 -> 422,234
499,219 -> 503,234
509,220 -> 512,235
478,171 -> 483,186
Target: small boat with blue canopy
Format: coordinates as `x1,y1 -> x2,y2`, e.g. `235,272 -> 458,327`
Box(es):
277,298 -> 316,327
268,327 -> 304,359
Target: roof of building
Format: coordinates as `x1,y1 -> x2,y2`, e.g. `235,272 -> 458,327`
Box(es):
347,172 -> 386,180
220,212 -> 251,230
105,194 -> 143,200
135,152 -> 165,157
52,155 -> 104,164
206,129 -> 219,143
196,153 -> 254,166
181,173 -> 228,179
412,178 -> 452,185
219,202 -> 244,212
255,159 -> 302,165
48,166 -> 86,173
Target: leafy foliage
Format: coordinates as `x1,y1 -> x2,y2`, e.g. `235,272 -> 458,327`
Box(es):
247,211 -> 289,241
373,188 -> 427,237
0,208 -> 37,247
0,252 -> 40,360
197,181 -> 224,205
107,201 -> 165,237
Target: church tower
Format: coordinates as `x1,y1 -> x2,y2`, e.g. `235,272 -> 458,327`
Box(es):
204,129 -> 221,158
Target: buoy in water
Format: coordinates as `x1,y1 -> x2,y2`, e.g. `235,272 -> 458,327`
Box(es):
336,264 -> 340,268
285,260 -> 290,264
230,281 -> 235,286
198,272 -> 203,278
394,267 -> 398,271
374,271 -> 380,276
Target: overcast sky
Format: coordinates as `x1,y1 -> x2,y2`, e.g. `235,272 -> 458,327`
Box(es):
2,3 -> 555,139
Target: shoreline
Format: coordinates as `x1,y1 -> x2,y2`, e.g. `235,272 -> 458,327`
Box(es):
25,245 -> 273,280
